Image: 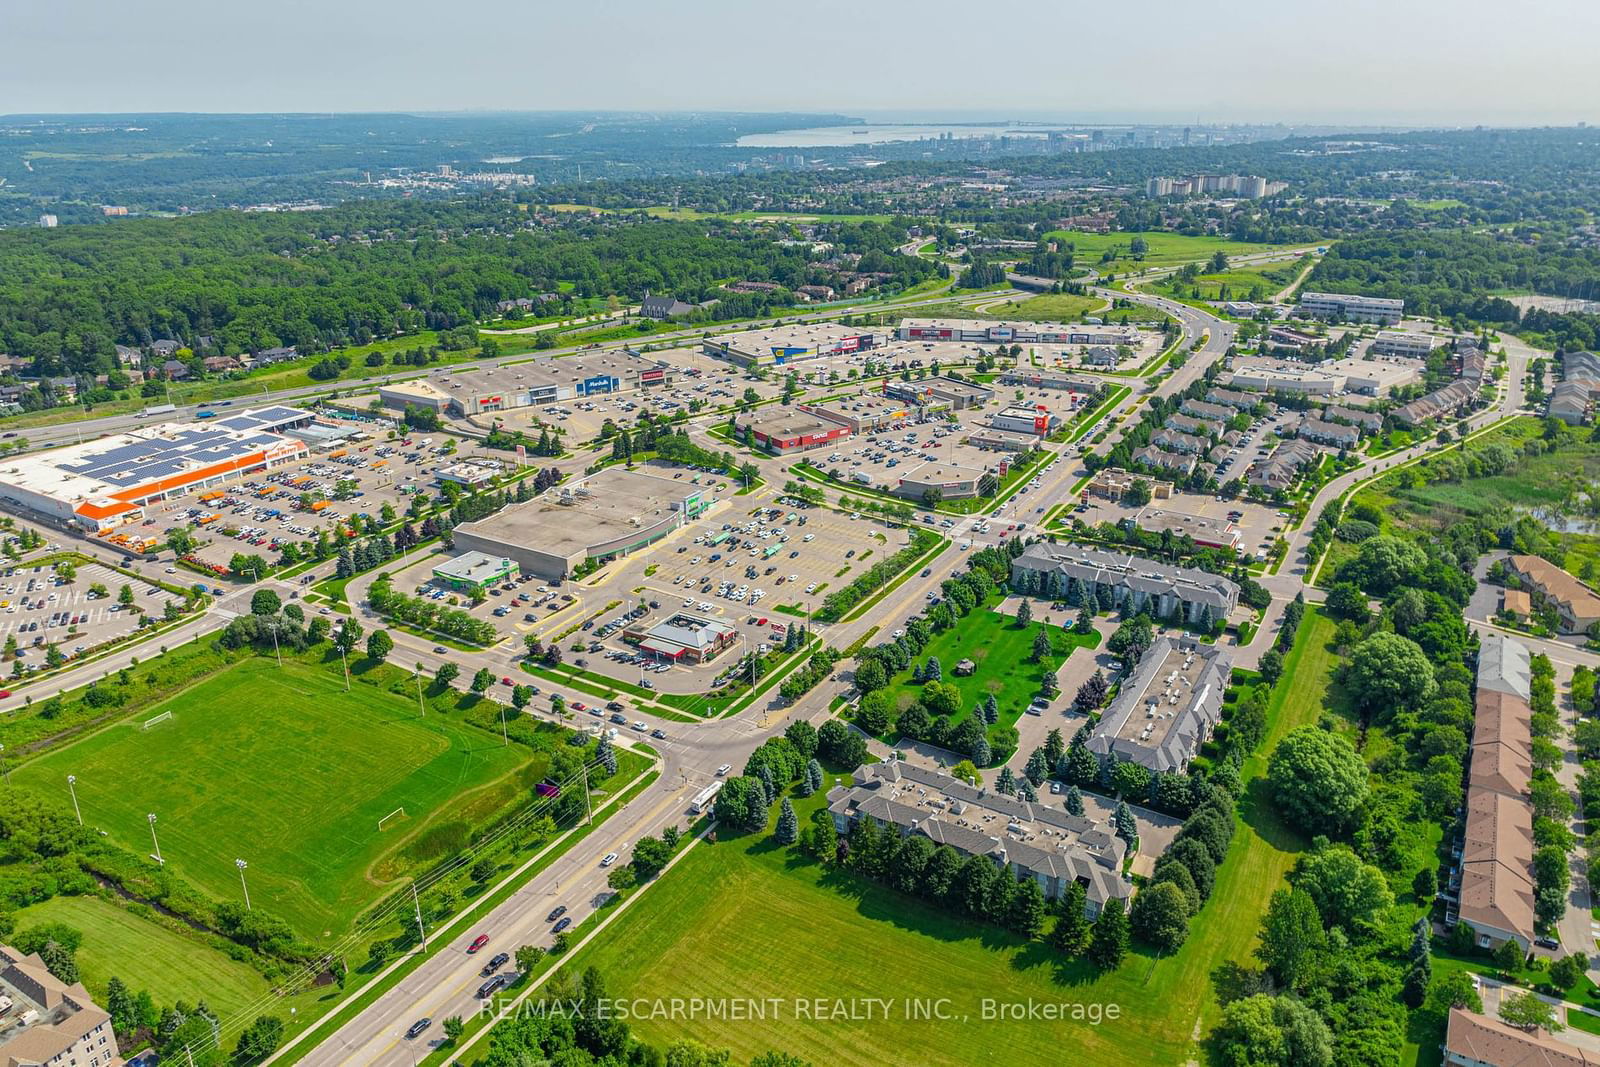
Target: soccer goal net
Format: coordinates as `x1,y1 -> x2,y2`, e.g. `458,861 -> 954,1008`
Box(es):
141,710 -> 175,730
378,807 -> 407,831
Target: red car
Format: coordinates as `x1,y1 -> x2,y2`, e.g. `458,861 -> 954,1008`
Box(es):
501,676 -> 513,686
467,934 -> 489,954
756,617 -> 768,626
571,702 -> 587,712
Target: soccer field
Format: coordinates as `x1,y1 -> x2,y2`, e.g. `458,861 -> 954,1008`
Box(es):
11,658 -> 532,937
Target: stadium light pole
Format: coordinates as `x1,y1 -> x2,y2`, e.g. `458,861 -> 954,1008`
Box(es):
0,743 -> 9,785
268,618 -> 282,666
147,813 -> 164,865
339,643 -> 350,691
67,774 -> 82,825
414,662 -> 425,716
236,859 -> 251,910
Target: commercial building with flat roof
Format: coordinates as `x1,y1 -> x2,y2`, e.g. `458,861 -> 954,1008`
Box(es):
0,406 -> 312,533
1089,639 -> 1231,773
431,550 -> 519,593
1371,329 -> 1440,359
882,375 -> 994,411
700,324 -> 882,368
893,459 -> 991,501
897,318 -> 1138,346
989,404 -> 1059,436
798,394 -> 913,435
1297,291 -> 1404,324
1131,507 -> 1241,550
742,409 -> 853,453
377,350 -> 673,418
450,467 -> 710,581
999,369 -> 1104,395
622,612 -> 737,664
1085,468 -> 1173,503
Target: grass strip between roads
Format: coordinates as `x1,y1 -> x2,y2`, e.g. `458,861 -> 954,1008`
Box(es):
270,765 -> 660,1065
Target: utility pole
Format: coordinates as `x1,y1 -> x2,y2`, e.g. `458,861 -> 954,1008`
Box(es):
582,760 -> 592,825
67,774 -> 82,824
411,882 -> 428,951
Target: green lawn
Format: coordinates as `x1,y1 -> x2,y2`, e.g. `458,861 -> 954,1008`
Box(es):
873,601 -> 1099,756
9,658 -> 532,937
10,894 -> 271,1018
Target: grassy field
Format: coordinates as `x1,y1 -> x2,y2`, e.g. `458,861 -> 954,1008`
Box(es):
9,658 -> 533,937
1151,260 -> 1308,302
983,292 -> 1106,321
1043,231 -> 1310,272
566,611 -> 1336,1066
10,894 -> 271,1017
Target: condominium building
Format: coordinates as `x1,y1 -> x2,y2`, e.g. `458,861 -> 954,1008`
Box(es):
1010,543 -> 1238,626
0,944 -> 122,1067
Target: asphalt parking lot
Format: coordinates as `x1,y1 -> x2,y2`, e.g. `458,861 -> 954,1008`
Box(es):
161,431 -> 496,573
2,560 -> 180,674
819,417 -> 1007,500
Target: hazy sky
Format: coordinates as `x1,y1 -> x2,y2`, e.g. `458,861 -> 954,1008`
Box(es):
4,0 -> 1596,125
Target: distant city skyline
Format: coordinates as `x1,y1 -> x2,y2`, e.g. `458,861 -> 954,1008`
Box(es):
3,0 -> 1596,126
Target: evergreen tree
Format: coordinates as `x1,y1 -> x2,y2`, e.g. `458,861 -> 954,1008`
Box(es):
806,758 -> 824,795
996,766 -> 1017,794
1031,627 -> 1052,663
1024,747 -> 1049,785
1088,898 -> 1130,971
1050,882 -> 1090,956
1403,916 -> 1433,1007
1016,599 -> 1032,626
984,692 -> 999,723
1114,800 -> 1137,846
970,733 -> 992,767
1065,784 -> 1085,816
597,736 -> 617,777
757,765 -> 777,806
1017,778 -> 1038,803
1009,877 -> 1047,938
774,798 -> 798,845
925,656 -> 942,681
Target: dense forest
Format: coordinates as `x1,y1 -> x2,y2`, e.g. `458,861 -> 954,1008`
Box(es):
0,198 -> 936,376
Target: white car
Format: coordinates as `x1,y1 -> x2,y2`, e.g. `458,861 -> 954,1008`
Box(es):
600,852 -> 619,867
716,763 -> 732,776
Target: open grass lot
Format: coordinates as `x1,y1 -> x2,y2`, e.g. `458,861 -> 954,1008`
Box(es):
1151,260 -> 1307,302
986,292 -> 1106,321
570,615 -> 1334,1067
9,658 -> 532,937
10,894 -> 271,1018
1042,230 -> 1311,271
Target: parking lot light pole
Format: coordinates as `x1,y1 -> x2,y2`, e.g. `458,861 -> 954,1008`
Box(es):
67,774 -> 82,824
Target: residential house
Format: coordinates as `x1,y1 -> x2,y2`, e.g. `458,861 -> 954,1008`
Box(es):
1295,416 -> 1360,449
1178,398 -> 1234,422
639,292 -> 695,319
1165,413 -> 1220,438
1322,405 -> 1382,433
1204,387 -> 1259,411
1505,554 -> 1600,633
1132,445 -> 1196,477
159,359 -> 191,381
1150,428 -> 1208,455
0,943 -> 122,1067
1444,1007 -> 1597,1067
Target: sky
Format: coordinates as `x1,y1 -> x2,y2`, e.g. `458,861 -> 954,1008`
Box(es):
3,0 -> 1596,126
